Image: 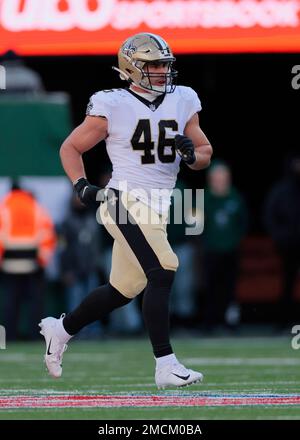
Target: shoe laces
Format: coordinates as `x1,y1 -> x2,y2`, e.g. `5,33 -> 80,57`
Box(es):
157,361 -> 188,375
171,362 -> 189,375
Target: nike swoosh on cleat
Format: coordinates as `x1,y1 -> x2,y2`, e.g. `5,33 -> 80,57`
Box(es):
172,373 -> 190,381
47,338 -> 53,355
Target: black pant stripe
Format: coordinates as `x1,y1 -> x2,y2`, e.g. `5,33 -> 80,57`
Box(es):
107,189 -> 162,275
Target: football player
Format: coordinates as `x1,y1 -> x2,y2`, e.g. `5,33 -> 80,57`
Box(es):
39,33 -> 213,389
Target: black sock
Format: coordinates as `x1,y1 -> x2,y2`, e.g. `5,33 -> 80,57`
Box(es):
142,269 -> 175,358
63,283 -> 131,335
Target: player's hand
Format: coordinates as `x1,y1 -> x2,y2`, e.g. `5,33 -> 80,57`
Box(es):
73,177 -> 102,209
175,134 -> 196,165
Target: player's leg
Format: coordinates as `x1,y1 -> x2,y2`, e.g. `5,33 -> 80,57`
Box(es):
39,239 -> 146,378
135,210 -> 203,388
103,190 -> 203,388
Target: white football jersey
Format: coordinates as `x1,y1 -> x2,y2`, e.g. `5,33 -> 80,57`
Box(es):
86,86 -> 201,214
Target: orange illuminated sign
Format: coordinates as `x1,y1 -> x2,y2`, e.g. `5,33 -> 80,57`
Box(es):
1,0 -> 300,55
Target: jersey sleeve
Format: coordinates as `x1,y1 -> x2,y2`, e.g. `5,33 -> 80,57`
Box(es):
185,87 -> 202,122
86,91 -> 111,119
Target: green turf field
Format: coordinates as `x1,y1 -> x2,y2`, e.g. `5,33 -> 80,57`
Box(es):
0,336 -> 300,420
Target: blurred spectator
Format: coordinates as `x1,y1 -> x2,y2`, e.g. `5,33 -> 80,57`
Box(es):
0,181 -> 56,339
59,194 -> 102,338
1,50 -> 44,94
202,160 -> 248,331
264,153 -> 300,328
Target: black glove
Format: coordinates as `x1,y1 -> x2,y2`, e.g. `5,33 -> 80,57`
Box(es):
175,134 -> 196,165
73,177 -> 102,209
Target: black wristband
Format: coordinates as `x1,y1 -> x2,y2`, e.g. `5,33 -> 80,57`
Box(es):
186,152 -> 196,165
73,177 -> 88,194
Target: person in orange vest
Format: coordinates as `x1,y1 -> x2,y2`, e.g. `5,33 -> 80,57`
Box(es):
0,181 -> 56,340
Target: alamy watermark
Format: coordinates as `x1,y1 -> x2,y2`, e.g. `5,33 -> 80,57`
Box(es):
95,183 -> 204,236
291,65 -> 300,90
0,65 -> 6,90
291,325 -> 300,350
0,325 -> 6,349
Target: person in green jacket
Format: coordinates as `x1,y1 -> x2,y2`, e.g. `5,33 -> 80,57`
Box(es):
202,160 -> 248,331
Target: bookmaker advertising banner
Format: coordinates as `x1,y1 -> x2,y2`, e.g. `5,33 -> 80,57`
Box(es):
1,0 -> 300,55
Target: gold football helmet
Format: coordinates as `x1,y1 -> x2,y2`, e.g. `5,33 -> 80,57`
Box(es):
113,33 -> 177,94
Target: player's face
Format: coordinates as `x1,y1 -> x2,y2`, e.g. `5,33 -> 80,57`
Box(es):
143,61 -> 170,86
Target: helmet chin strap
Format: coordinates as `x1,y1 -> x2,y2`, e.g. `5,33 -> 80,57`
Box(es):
136,81 -> 165,95
142,85 -> 166,96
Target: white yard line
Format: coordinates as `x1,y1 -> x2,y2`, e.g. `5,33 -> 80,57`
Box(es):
184,357 -> 300,366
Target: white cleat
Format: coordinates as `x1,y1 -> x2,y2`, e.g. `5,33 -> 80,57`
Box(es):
39,314 -> 68,379
155,362 -> 203,390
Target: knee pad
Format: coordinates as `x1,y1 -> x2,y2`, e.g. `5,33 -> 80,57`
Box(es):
159,250 -> 179,272
147,268 -> 176,288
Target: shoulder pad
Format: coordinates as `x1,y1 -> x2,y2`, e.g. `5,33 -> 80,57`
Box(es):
87,88 -> 127,117
94,88 -> 127,105
176,86 -> 199,102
